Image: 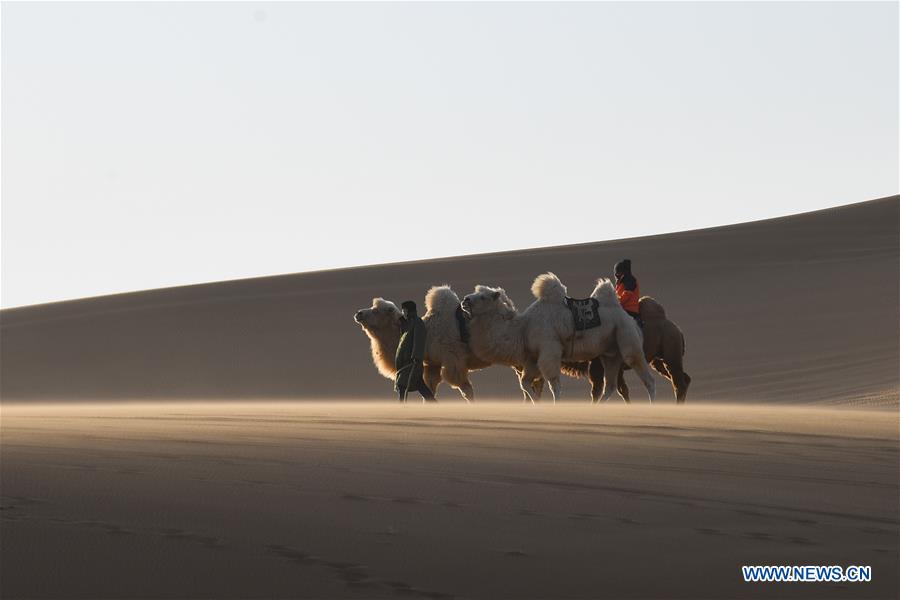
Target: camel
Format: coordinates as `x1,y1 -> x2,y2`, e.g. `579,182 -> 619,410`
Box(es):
458,284 -> 557,402
587,297 -> 691,402
354,285 -> 590,402
354,286 -> 487,402
461,273 -> 656,403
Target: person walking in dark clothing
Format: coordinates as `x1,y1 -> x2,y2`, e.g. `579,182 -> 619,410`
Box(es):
394,301 -> 436,402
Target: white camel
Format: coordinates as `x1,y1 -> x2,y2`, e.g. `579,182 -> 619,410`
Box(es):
458,285 -> 556,402
354,286 -> 487,402
354,285 -> 590,402
461,273 -> 656,403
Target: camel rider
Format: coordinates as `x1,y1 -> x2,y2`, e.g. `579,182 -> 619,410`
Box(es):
394,301 -> 436,402
614,259 -> 643,329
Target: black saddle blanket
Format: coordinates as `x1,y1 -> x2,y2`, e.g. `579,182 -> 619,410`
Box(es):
566,297 -> 602,331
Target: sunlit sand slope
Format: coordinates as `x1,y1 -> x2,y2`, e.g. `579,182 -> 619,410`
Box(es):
1,196 -> 897,403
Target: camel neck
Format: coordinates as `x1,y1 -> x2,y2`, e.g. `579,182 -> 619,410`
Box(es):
367,328 -> 401,378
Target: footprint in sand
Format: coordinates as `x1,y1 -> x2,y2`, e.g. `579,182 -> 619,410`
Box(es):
374,526 -> 399,537
859,526 -> 894,536
266,545 -> 378,591
158,528 -> 223,548
43,518 -> 135,536
0,504 -> 24,521
2,496 -> 44,507
86,522 -> 135,536
340,492 -> 375,502
384,581 -> 454,600
267,544 -> 453,597
323,560 -> 372,587
266,544 -> 319,565
786,536 -> 816,545
567,513 -> 592,521
392,496 -> 423,505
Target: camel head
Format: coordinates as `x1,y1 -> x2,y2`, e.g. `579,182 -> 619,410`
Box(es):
354,298 -> 403,336
460,285 -> 517,320
354,297 -> 404,379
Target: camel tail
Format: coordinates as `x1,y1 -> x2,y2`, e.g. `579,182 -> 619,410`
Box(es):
531,272 -> 568,303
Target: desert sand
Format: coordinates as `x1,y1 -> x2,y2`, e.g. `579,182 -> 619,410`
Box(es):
2,402 -> 897,599
1,196 -> 898,405
1,198 -> 898,598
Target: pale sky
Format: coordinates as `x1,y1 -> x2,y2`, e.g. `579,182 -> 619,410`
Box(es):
2,1 -> 897,309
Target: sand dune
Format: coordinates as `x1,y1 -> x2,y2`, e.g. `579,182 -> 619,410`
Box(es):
1,196 -> 898,405
2,402 -> 897,599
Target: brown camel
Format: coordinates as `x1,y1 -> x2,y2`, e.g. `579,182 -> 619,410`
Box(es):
588,297 -> 691,403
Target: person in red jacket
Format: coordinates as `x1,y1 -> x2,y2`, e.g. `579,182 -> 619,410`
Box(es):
614,259 -> 642,328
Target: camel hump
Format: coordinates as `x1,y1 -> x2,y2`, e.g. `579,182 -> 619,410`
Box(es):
531,272 -> 568,303
590,278 -> 620,307
639,296 -> 667,320
425,285 -> 460,315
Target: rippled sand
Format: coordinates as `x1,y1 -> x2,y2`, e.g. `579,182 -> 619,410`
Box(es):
2,402 -> 897,599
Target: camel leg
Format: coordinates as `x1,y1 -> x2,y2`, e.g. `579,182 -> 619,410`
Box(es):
442,364 -> 475,403
588,359 -> 604,403
680,372 -> 691,403
424,364 -> 442,398
512,367 -> 528,402
616,363 -> 630,403
598,355 -> 623,403
649,356 -> 672,400
617,362 -> 631,404
517,363 -> 540,404
660,328 -> 690,403
650,357 -> 672,381
518,371 -> 536,404
537,352 -> 563,403
624,353 -> 656,403
523,359 -> 545,401
548,378 -> 561,403
452,380 -> 475,403
660,355 -> 690,404
650,357 -> 679,402
527,363 -> 544,402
